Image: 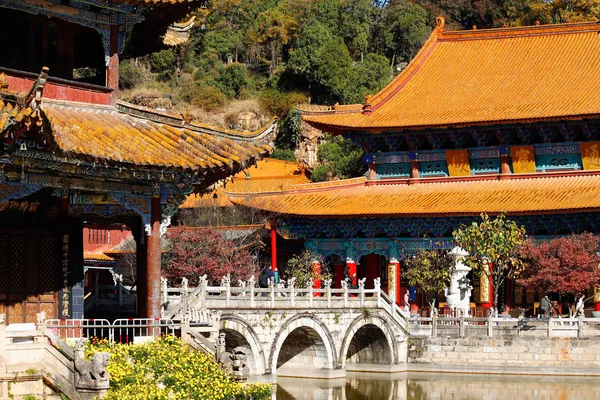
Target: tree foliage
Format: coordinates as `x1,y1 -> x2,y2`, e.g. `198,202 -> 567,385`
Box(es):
162,226 -> 260,286
405,247 -> 456,309
311,133 -> 367,182
518,233 -> 600,298
284,250 -> 329,286
453,213 -> 527,311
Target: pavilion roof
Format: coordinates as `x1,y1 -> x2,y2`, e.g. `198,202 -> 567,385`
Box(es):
0,90 -> 276,172
227,172 -> 600,217
301,21 -> 600,133
180,159 -> 310,208
40,100 -> 274,171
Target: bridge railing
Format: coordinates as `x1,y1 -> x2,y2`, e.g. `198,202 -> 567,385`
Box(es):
408,314 -> 600,338
42,317 -> 180,345
171,275 -> 387,312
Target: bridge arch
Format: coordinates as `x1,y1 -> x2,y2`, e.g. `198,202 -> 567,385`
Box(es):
269,313 -> 336,374
340,314 -> 397,368
219,315 -> 267,375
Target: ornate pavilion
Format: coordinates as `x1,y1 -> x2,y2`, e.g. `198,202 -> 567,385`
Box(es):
231,19 -> 600,314
0,0 -> 276,323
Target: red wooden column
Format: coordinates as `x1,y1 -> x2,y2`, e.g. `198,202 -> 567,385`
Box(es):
146,196 -> 161,319
312,260 -> 322,296
480,261 -> 493,310
270,219 -> 277,271
106,25 -> 119,105
136,232 -> 147,318
346,257 -> 357,288
594,286 -> 600,312
388,257 -> 401,306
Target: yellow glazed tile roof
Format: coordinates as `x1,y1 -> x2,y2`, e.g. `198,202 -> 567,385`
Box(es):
180,159 -> 310,208
303,21 -> 600,132
228,172 -> 600,217
84,252 -> 115,262
39,100 -> 275,171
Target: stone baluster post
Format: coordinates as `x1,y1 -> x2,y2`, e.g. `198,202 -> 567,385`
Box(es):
270,277 -> 275,308
199,274 -> 208,308
548,317 -> 553,337
342,280 -> 348,308
308,278 -> 314,308
289,277 -> 296,308
359,278 -> 366,307
181,277 -> 189,298
459,312 -> 465,337
248,276 -> 256,308
487,313 -> 493,337
432,314 -> 437,338
578,315 -> 584,338
325,279 -> 332,308
222,274 -> 231,308
374,278 -> 381,307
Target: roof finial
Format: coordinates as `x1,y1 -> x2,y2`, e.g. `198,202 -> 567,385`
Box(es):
435,16 -> 445,34
535,20 -> 540,25
503,22 -> 509,28
473,25 -> 477,30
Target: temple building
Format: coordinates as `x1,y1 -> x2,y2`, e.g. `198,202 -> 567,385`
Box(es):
230,19 -> 600,315
0,0 -> 276,323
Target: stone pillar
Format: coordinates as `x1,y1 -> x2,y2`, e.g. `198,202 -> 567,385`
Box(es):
311,260 -> 321,296
146,196 -> 161,319
270,219 -> 277,271
388,258 -> 401,305
106,25 -> 119,105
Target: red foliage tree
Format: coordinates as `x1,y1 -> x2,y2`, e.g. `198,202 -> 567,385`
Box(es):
518,233 -> 600,300
162,226 -> 259,286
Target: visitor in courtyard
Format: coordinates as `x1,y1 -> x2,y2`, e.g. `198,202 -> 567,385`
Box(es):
259,266 -> 275,296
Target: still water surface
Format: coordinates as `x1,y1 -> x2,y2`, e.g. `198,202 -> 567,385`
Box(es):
274,372 -> 600,400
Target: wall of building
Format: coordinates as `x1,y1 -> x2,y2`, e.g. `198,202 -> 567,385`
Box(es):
409,337 -> 600,369
83,224 -> 132,253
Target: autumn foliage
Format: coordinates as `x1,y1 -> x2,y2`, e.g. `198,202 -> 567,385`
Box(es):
518,233 -> 600,297
162,226 -> 259,286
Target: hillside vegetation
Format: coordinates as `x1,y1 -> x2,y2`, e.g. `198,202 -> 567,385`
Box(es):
121,0 -> 599,180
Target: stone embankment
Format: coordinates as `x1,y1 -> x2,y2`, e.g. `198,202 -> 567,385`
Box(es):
409,337 -> 600,374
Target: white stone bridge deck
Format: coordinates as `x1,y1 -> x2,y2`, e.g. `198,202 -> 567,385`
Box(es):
161,276 -> 409,378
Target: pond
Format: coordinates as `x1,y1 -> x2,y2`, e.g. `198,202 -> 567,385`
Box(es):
272,372 -> 600,400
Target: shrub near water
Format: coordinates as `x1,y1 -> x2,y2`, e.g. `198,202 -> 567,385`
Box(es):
86,336 -> 271,400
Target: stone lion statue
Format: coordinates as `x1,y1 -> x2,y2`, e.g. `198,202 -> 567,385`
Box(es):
75,352 -> 111,390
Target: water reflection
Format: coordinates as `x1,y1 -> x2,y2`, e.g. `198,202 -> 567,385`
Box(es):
275,372 -> 600,400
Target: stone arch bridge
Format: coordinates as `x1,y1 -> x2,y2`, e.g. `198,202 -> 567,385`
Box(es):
162,276 -> 409,377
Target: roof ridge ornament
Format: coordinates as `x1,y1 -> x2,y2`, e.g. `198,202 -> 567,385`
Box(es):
436,16 -> 446,35
363,95 -> 373,115
25,67 -> 49,110
0,72 -> 8,91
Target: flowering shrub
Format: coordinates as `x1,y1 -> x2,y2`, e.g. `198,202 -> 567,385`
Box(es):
86,337 -> 271,400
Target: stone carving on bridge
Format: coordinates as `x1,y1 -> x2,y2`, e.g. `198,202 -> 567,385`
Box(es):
358,277 -> 367,289
445,247 -> 472,316
216,333 -> 249,381
74,339 -> 111,396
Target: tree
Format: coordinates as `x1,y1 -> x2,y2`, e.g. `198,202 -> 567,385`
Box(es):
518,233 -> 600,311
453,213 -> 527,312
162,226 -> 260,286
284,250 -> 329,286
405,247 -> 456,311
311,133 -> 366,182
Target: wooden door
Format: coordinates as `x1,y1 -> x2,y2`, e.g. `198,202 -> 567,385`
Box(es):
0,228 -> 59,324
